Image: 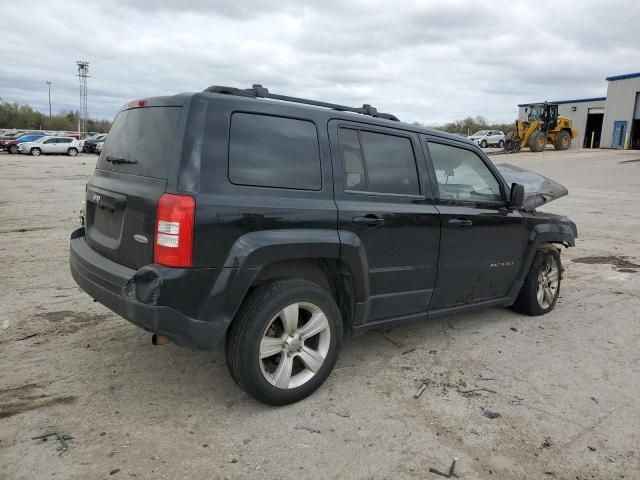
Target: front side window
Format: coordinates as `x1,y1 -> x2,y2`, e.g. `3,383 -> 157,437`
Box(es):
427,142 -> 502,202
339,128 -> 420,196
229,113 -> 321,191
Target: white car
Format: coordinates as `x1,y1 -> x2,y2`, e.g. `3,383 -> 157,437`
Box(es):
468,130 -> 505,148
18,136 -> 80,156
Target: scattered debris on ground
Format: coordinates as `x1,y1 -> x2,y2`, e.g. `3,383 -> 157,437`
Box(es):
458,388 -> 497,396
429,458 -> 457,478
482,409 -> 501,419
414,383 -> 427,399
541,436 -> 553,448
32,430 -> 74,454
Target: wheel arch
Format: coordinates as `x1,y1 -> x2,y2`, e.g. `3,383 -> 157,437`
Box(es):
200,229 -> 370,333
507,223 -> 576,301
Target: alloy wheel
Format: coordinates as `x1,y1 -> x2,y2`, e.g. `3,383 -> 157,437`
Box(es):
536,256 -> 560,309
259,302 -> 331,389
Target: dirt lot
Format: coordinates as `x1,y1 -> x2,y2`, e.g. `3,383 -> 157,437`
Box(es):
1,148 -> 639,479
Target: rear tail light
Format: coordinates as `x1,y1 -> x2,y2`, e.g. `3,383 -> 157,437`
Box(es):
154,193 -> 195,267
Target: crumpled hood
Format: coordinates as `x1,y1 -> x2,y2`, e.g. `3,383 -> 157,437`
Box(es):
496,163 -> 568,212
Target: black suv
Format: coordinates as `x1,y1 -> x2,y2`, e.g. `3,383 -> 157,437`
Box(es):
70,85 -> 577,405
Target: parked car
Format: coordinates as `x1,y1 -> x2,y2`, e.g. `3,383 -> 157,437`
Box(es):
0,133 -> 47,154
468,130 -> 505,148
69,86 -> 577,405
18,136 -> 80,156
82,134 -> 107,153
0,130 -> 41,144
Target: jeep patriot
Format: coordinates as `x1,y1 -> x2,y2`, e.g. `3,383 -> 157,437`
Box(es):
70,85 -> 577,405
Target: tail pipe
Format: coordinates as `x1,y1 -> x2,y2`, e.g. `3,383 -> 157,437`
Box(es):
152,334 -> 171,346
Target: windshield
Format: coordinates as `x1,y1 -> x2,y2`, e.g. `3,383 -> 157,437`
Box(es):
17,135 -> 42,142
471,130 -> 489,136
97,106 -> 182,179
528,105 -> 545,121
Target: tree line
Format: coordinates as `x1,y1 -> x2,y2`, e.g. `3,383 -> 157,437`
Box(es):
416,115 -> 515,136
0,99 -> 111,133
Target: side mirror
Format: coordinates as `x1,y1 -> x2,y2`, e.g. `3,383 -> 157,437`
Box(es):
509,183 -> 525,209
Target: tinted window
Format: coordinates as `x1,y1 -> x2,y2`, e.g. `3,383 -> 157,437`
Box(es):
58,138 -> 72,143
229,113 -> 321,191
340,128 -> 419,195
44,139 -> 56,144
427,142 -> 502,202
338,128 -> 366,191
98,106 -> 182,179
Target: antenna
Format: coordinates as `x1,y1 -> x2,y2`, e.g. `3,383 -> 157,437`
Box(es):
76,61 -> 90,134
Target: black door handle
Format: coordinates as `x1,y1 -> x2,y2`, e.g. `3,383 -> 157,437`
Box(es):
352,215 -> 385,226
447,218 -> 473,228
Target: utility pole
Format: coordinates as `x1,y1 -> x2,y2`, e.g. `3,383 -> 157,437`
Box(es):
46,81 -> 52,119
76,61 -> 90,135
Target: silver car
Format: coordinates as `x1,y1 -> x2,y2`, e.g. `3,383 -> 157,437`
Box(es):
18,136 -> 80,156
468,130 -> 505,148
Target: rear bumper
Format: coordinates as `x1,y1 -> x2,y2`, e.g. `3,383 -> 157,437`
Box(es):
69,227 -> 230,350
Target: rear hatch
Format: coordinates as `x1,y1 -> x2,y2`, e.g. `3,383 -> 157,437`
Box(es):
85,103 -> 184,269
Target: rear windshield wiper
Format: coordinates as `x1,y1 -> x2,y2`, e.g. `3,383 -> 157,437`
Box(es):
106,156 -> 137,165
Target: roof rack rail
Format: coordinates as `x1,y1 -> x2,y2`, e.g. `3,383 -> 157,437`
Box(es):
203,84 -> 399,121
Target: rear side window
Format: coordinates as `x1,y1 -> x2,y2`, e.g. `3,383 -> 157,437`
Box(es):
229,113 -> 321,191
98,106 -> 182,179
339,128 -> 420,195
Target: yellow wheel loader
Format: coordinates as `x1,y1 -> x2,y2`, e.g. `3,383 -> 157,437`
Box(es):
504,103 -> 577,153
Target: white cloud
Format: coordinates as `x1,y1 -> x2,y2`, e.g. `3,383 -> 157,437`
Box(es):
1,0 -> 638,124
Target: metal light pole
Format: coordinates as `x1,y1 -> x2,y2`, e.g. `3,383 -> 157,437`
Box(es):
46,81 -> 52,119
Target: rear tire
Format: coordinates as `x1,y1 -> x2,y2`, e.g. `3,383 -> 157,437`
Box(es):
554,130 -> 571,150
30,148 -> 41,156
225,279 -> 342,405
528,131 -> 546,152
67,147 -> 78,156
512,248 -> 562,316
498,140 -> 504,148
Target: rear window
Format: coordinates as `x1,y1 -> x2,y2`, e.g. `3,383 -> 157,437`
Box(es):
339,128 -> 420,196
97,106 -> 182,179
228,113 -> 321,191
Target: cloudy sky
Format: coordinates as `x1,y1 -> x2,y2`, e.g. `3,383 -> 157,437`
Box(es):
1,0 -> 638,125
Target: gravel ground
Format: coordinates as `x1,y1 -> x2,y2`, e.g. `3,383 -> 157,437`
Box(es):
1,148 -> 639,479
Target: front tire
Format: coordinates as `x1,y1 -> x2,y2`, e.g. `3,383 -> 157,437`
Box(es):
225,279 -> 342,405
8,145 -> 18,154
30,148 -> 41,156
480,140 -> 488,148
528,131 -> 546,152
512,248 -> 562,316
554,130 -> 571,150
